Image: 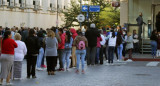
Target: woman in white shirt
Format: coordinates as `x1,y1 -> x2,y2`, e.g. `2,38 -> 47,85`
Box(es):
107,30 -> 117,65
14,33 -> 27,79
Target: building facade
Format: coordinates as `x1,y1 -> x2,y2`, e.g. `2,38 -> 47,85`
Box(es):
120,0 -> 160,38
0,0 -> 71,29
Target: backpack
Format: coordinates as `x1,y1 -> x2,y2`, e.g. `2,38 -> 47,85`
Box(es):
78,41 -> 85,50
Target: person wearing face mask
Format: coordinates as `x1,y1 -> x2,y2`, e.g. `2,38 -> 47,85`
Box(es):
122,30 -> 127,58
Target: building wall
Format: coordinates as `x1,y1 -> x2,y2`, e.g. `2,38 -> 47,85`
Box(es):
0,0 -> 71,29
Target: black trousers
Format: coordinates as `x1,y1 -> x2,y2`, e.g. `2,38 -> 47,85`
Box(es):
46,56 -> 57,72
122,43 -> 126,57
27,55 -> 37,77
99,45 -> 104,64
58,49 -> 64,68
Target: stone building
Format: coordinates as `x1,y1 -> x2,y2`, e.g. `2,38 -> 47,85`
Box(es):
0,0 -> 71,29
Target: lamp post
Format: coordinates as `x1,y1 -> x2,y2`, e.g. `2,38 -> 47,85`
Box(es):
80,0 -> 82,29
56,0 -> 58,28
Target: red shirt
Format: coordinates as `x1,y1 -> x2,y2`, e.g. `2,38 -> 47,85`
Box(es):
1,38 -> 18,55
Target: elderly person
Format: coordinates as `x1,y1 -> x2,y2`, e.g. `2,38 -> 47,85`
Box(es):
44,30 -> 58,75
13,33 -> 27,80
0,30 -> 18,85
126,32 -> 134,61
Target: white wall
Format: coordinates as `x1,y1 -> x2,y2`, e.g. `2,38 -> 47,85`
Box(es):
0,0 -> 66,29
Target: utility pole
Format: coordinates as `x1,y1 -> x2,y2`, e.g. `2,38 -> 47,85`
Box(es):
56,0 -> 58,28
80,0 -> 82,29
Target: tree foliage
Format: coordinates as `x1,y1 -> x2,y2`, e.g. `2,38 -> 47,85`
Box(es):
62,0 -> 120,28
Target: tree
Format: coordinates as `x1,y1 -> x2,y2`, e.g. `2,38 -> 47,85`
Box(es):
62,0 -> 120,28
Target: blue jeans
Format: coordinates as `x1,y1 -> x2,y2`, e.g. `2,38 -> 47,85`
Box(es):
76,49 -> 86,70
95,47 -> 100,64
108,46 -> 115,63
151,41 -> 157,57
37,48 -> 44,68
62,49 -> 72,69
117,44 -> 123,60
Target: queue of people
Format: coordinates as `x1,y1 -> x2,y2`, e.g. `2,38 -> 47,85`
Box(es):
0,24 -> 142,85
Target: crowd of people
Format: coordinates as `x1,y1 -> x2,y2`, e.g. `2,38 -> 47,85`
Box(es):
0,23 -> 144,85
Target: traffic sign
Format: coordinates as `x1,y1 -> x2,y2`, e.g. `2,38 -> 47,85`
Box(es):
77,14 -> 85,22
82,5 -> 88,12
89,6 -> 100,12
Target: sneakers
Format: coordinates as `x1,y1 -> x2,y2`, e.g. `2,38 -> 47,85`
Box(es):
58,68 -> 64,71
41,65 -> 47,68
75,70 -> 79,73
6,82 -> 13,86
32,76 -> 37,78
126,59 -> 133,62
82,70 -> 85,74
36,68 -> 43,71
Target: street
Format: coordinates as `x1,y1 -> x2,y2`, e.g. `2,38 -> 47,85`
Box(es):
10,60 -> 160,86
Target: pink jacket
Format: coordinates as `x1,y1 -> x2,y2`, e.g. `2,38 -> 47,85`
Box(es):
58,33 -> 65,49
97,37 -> 102,48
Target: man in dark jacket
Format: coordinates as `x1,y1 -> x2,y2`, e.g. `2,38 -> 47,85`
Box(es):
85,23 -> 100,65
136,12 -> 146,40
156,12 -> 160,32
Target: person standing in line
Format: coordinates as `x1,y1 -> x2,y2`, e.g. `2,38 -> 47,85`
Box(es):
13,33 -> 27,80
116,32 -> 123,61
99,30 -> 106,64
74,32 -> 88,74
126,32 -> 134,61
11,27 -> 15,40
150,30 -> 158,58
106,30 -> 117,65
85,23 -> 100,66
70,28 -> 78,68
0,30 -> 18,85
58,28 -> 65,71
36,31 -> 45,71
95,30 -> 102,64
122,30 -> 127,58
45,30 -> 58,75
25,29 -> 40,79
62,31 -> 73,71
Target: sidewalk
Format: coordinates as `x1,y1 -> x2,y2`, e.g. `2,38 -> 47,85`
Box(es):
124,53 -> 160,61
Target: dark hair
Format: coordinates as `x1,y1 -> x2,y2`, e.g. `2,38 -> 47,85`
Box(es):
116,32 -> 122,46
151,30 -> 157,35
29,29 -> 35,36
2,30 -> 11,48
37,31 -> 44,37
58,28 -> 63,34
65,31 -> 71,43
111,30 -> 115,38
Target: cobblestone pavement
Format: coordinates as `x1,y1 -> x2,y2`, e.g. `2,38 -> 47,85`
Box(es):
2,60 -> 160,86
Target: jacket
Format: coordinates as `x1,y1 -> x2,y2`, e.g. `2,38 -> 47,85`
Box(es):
14,40 -> 27,61
58,33 -> 65,49
73,35 -> 88,50
108,36 -> 117,47
97,37 -> 102,48
126,36 -> 134,50
85,28 -> 100,47
25,36 -> 40,55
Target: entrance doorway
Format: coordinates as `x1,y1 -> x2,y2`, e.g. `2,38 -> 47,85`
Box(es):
152,4 -> 160,30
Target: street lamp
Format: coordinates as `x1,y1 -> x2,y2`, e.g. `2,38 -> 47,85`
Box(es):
56,0 -> 58,28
